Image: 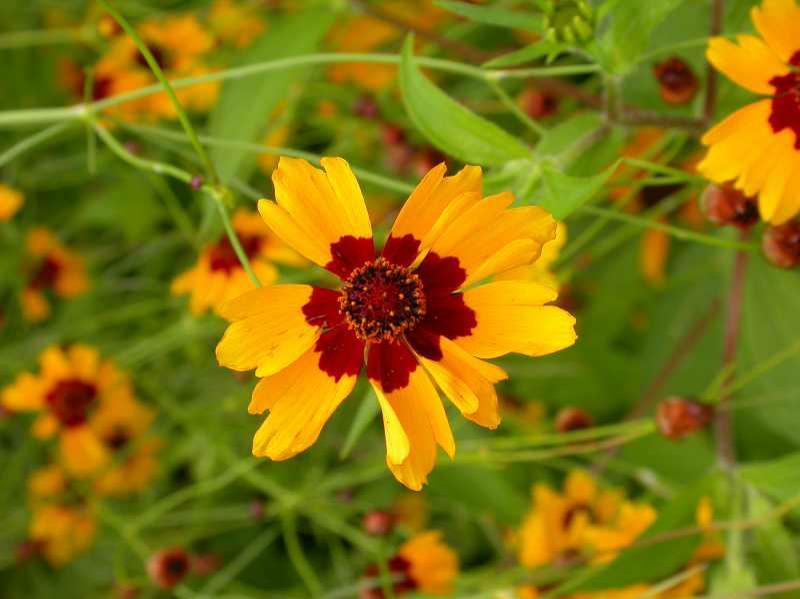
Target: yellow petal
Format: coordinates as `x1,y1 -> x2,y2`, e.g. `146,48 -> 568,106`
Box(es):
320,157 -> 372,239
258,199 -> 332,267
39,346 -> 73,381
706,34 -> 787,95
67,345 -> 100,381
758,144 -> 798,223
250,349 -> 356,460
60,426 -> 109,477
751,0 -> 800,62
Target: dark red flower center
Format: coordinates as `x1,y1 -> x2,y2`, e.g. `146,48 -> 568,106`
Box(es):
106,426 -> 131,451
562,503 -> 591,529
340,258 -> 426,342
136,44 -> 169,70
45,379 -> 98,428
29,256 -> 61,290
769,51 -> 800,149
208,234 -> 262,274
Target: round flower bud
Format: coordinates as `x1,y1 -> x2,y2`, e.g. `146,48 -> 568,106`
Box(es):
700,184 -> 759,230
555,407 -> 593,432
147,548 -> 191,590
763,220 -> 800,269
656,396 -> 713,441
362,510 -> 395,536
653,57 -> 699,105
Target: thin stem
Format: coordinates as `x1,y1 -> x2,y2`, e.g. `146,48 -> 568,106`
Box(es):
97,0 -> 218,184
723,338 -> 800,397
212,193 -> 262,287
0,122 -> 76,167
715,231 -> 748,470
282,512 -> 323,597
485,77 -> 546,136
580,205 -> 758,252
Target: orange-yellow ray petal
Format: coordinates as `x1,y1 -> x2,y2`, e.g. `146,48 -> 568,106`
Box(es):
60,426 -> 109,477
257,199 -> 332,267
751,0 -> 800,63
320,157 -> 372,238
706,35 -> 788,95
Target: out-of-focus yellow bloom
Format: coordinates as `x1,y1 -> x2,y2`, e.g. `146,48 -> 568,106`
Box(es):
172,209 -> 304,316
2,345 -> 135,478
0,184 -> 23,221
21,228 -> 88,323
210,0 -> 266,48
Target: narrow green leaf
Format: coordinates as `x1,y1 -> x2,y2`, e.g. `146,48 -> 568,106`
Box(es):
208,11 -> 333,184
339,390 -> 379,460
561,482 -> 706,593
483,40 -> 569,68
537,159 -> 619,219
749,488 -> 800,598
435,0 -> 545,32
740,453 -> 800,503
399,35 -> 531,166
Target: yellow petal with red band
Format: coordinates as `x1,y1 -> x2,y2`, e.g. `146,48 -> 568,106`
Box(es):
751,0 -> 800,62
61,426 -> 109,477
249,348 -> 356,460
706,35 -> 787,95
216,287 -> 320,377
457,281 -> 577,359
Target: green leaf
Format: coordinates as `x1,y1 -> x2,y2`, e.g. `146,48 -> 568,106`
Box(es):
740,452 -> 800,504
595,0 -> 687,74
536,159 -> 618,219
339,390 -> 379,460
749,488 -> 800,598
562,481 -> 706,593
435,0 -> 545,31
208,11 -> 333,184
399,35 -> 531,166
535,112 -> 603,159
483,40 -> 570,68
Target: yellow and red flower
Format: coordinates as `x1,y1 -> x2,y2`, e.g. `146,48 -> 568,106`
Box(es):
21,228 -> 89,323
0,184 -> 24,221
172,209 -> 303,316
216,157 -> 576,490
363,531 -> 458,597
699,0 -> 800,224
2,345 -> 136,477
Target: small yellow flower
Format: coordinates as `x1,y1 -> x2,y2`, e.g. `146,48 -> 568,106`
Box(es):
699,0 -> 800,224
215,157 -> 576,490
21,227 -> 89,323
0,184 -> 23,221
210,0 -> 266,48
2,345 -> 136,478
398,531 -> 459,595
172,209 -> 303,316
27,464 -> 96,567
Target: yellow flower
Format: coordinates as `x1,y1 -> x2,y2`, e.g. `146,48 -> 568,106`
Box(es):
2,344 -> 136,477
210,0 -> 265,48
0,184 -> 23,221
91,395 -> 160,497
398,531 -> 459,595
27,464 -> 96,566
518,470 -> 656,569
21,227 -> 89,323
215,157 -> 576,490
498,222 -> 567,290
172,209 -> 303,316
698,0 -> 800,224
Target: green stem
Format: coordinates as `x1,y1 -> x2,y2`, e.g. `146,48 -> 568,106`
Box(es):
97,0 -> 218,184
0,27 -> 90,50
0,53 -> 593,128
212,192 -> 262,287
485,77 -> 546,136
580,205 -> 759,252
0,122 -> 76,167
282,512 -> 323,597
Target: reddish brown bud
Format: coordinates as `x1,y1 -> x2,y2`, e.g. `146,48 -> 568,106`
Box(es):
362,510 -> 395,536
656,396 -> 713,440
519,88 -> 559,119
15,539 -> 44,563
700,184 -> 759,230
763,220 -> 800,269
190,553 -> 221,576
555,407 -> 593,432
381,124 -> 406,146
653,57 -> 699,105
353,95 -> 379,119
147,548 -> 191,589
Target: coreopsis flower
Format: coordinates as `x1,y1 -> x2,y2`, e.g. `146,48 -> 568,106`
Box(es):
0,183 -> 23,221
1,345 -> 136,477
148,548 -> 192,589
216,158 -> 577,490
699,0 -> 800,224
362,531 -> 458,598
653,57 -> 699,105
209,0 -> 265,48
27,464 -> 96,566
21,228 -> 89,323
91,396 -> 160,497
517,470 -> 656,569
172,209 -> 303,316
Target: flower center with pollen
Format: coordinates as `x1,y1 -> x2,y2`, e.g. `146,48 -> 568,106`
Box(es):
45,379 -> 98,428
339,258 -> 426,342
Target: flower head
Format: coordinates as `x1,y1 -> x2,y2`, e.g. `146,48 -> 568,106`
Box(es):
21,228 -> 88,322
172,209 -> 303,316
0,184 -> 24,221
216,157 -> 576,490
2,345 -> 137,477
699,0 -> 800,224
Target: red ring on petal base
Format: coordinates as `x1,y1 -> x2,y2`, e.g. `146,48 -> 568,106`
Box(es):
325,236 -> 375,279
45,378 -> 98,428
769,51 -> 800,150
